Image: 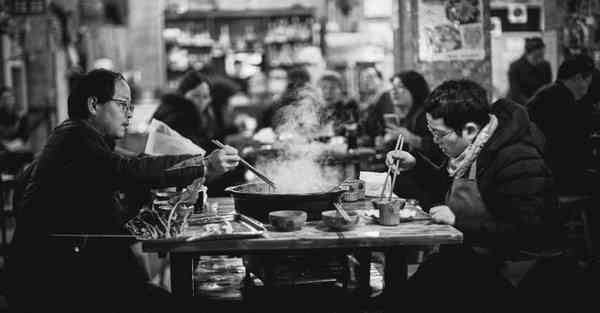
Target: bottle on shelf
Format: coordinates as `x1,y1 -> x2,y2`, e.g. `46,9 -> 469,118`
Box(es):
218,25 -> 231,51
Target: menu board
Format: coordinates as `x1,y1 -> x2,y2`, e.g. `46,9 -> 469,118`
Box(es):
418,0 -> 485,61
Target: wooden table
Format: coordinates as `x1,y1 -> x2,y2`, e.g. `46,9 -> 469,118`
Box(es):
143,197 -> 463,303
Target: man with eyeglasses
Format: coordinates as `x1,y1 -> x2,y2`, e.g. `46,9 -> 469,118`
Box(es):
8,69 -> 240,312
385,79 -> 562,312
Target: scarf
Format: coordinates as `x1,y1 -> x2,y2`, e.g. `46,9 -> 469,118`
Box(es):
447,114 -> 498,178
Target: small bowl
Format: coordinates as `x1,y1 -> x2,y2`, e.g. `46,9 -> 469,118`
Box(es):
321,210 -> 360,231
269,210 -> 307,232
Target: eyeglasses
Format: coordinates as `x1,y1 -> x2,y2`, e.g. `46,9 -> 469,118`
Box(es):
111,98 -> 133,114
427,124 -> 454,141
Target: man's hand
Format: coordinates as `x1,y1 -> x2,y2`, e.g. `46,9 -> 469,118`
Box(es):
206,145 -> 240,180
385,150 -> 416,172
429,205 -> 456,225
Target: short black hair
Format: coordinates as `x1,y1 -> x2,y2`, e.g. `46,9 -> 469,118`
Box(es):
425,79 -> 490,132
177,71 -> 211,95
391,71 -> 430,108
67,69 -> 124,119
557,54 -> 595,80
525,37 -> 545,54
287,66 -> 311,90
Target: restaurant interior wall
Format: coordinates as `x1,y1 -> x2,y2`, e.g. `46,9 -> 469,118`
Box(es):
394,0 -> 493,95
490,0 -> 559,101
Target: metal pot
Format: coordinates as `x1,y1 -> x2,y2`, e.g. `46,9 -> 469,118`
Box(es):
225,182 -> 346,222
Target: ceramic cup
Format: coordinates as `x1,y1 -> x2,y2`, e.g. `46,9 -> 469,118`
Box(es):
372,199 -> 406,226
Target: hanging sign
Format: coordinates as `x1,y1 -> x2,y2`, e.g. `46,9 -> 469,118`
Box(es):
418,0 -> 485,61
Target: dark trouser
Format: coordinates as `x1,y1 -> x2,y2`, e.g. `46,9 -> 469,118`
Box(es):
403,246 -> 516,313
517,255 -> 597,313
8,238 -> 179,313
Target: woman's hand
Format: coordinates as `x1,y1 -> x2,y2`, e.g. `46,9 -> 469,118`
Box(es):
385,150 -> 416,172
429,205 -> 456,225
205,145 -> 240,180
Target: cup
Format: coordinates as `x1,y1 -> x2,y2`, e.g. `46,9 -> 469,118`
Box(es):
372,199 -> 406,226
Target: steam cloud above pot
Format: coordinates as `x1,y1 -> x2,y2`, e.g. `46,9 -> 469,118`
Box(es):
256,86 -> 343,193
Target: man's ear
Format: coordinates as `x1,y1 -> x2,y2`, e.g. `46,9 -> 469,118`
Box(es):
87,97 -> 98,116
461,122 -> 481,141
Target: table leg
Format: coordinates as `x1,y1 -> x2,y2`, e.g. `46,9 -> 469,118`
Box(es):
170,253 -> 194,297
356,250 -> 371,300
382,247 -> 407,303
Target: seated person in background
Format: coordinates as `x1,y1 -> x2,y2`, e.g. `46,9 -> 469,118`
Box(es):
8,69 -> 240,313
507,37 -> 552,105
0,86 -> 33,173
153,70 -> 223,152
387,79 -> 561,312
260,66 -> 311,129
318,71 -> 358,137
356,66 -> 394,148
527,54 -> 595,195
199,64 -> 241,137
384,71 -> 444,207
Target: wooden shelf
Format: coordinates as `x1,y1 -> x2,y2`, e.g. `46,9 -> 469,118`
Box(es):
165,7 -> 315,22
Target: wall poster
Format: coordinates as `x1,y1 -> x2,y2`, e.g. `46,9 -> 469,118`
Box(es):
418,0 -> 485,61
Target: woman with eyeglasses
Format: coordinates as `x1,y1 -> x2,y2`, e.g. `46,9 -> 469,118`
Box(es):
385,79 -> 563,312
383,71 -> 444,206
153,70 -> 223,152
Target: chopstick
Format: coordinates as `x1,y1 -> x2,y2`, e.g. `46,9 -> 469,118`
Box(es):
388,135 -> 404,201
333,202 -> 352,223
379,134 -> 404,200
211,140 -> 277,189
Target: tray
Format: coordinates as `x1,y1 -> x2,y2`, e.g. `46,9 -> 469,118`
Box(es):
362,207 -> 431,223
137,213 -> 266,243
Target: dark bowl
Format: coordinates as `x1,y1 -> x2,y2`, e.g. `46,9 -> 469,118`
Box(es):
225,182 -> 346,222
268,210 -> 307,232
321,210 -> 360,231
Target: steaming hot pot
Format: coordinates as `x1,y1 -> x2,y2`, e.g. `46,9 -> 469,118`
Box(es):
225,182 -> 346,222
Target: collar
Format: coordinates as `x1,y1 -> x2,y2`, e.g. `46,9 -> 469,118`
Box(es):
78,119 -> 116,149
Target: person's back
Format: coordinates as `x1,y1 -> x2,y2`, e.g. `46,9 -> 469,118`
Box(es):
527,54 -> 594,195
508,37 -> 552,105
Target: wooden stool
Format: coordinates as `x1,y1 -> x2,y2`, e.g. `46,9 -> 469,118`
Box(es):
559,195 -> 595,263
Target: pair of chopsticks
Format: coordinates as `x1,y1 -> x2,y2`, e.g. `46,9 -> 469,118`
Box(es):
211,140 -> 277,190
379,135 -> 404,201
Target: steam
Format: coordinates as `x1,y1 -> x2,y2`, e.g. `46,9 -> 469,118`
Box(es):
256,86 -> 343,193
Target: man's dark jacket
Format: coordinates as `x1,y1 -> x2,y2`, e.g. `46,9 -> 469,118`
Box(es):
8,119 -> 204,312
414,100 -> 560,255
527,81 -> 593,194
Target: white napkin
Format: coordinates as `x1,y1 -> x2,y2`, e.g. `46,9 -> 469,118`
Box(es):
359,171 -> 399,198
145,119 -> 205,156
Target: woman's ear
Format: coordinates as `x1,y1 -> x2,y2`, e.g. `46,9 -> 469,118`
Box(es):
461,122 -> 481,142
87,97 -> 98,116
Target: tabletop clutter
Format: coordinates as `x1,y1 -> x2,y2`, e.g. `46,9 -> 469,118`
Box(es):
125,167 -> 430,241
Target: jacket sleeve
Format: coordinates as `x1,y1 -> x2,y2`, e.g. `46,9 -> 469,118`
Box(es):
412,151 -> 449,207
79,132 -> 206,190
